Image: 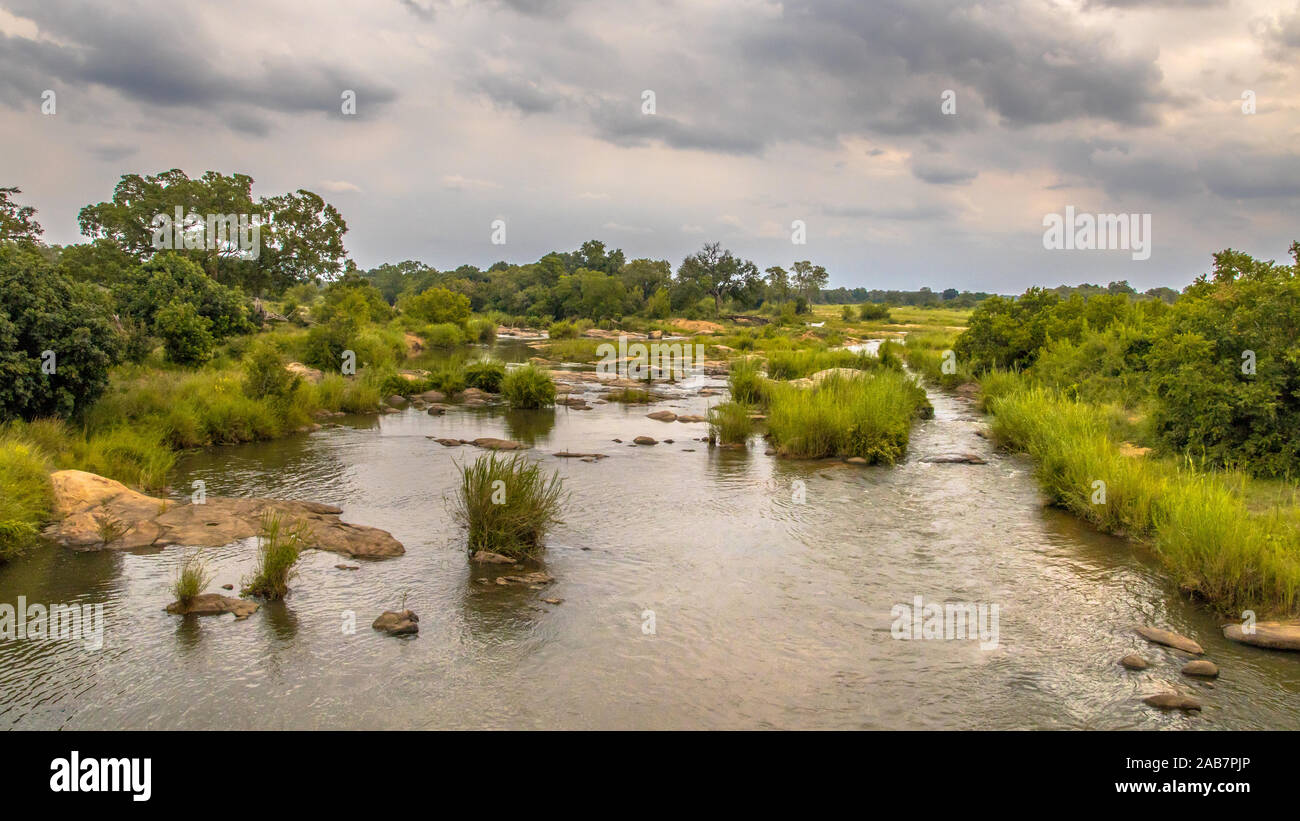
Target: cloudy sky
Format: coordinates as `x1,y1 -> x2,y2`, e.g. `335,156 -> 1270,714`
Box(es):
1,0 -> 1297,293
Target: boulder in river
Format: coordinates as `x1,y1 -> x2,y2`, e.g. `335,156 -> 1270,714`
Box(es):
1143,693 -> 1202,711
1136,626 -> 1204,655
471,550 -> 516,564
1223,620 -> 1300,651
633,436 -> 657,445
1120,654 -> 1149,670
472,437 -> 525,450
676,415 -> 707,424
646,410 -> 677,422
44,470 -> 405,558
415,389 -> 446,403
1181,660 -> 1220,678
921,452 -> 987,465
372,610 -> 419,636
165,593 -> 259,620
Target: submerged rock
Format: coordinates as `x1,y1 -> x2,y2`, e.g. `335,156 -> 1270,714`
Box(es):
44,470 -> 405,558
1137,626 -> 1204,655
494,571 -> 555,586
1120,654 -> 1149,670
1181,660 -> 1220,678
471,437 -> 525,450
921,452 -> 987,465
1223,620 -> 1300,651
429,437 -> 463,447
373,610 -> 419,635
675,414 -> 708,424
165,593 -> 259,620
471,550 -> 516,564
1143,693 -> 1202,711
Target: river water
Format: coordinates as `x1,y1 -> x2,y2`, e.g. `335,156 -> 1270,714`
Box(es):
2,341 -> 1297,729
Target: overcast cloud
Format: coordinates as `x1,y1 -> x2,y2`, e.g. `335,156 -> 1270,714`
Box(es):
1,0 -> 1297,292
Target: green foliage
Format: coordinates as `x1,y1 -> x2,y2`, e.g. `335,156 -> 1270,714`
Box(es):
171,550 -> 213,605
1144,246 -> 1300,477
303,318 -> 355,372
424,322 -> 464,348
0,244 -> 122,420
765,348 -> 879,380
399,287 -> 471,324
242,342 -> 300,402
765,372 -> 931,462
502,365 -> 556,409
452,453 -> 565,560
154,300 -> 215,365
463,360 -> 506,392
606,387 -> 651,403
0,428 -> 53,561
727,356 -> 768,405
115,253 -> 252,340
548,319 -> 579,339
708,401 -> 754,445
858,302 -> 892,321
467,318 -> 497,344
242,512 -> 310,599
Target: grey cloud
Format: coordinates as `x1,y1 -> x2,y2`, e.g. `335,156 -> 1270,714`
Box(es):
1201,152 -> 1300,199
911,157 -> 978,185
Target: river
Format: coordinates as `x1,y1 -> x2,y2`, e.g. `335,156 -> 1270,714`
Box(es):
1,341 -> 1297,729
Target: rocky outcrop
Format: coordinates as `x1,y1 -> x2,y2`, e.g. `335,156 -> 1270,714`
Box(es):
165,593 -> 259,620
285,362 -> 324,384
44,470 -> 404,558
1223,620 -> 1300,651
1136,626 -> 1203,655
373,610 -> 419,635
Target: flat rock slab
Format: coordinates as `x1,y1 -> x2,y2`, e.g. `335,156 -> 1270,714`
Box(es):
553,451 -> 608,459
44,470 -> 404,558
1137,626 -> 1204,655
1143,693 -> 1202,711
471,437 -> 525,450
428,437 -> 463,447
494,571 -> 555,586
165,593 -> 259,620
373,609 -> 418,635
675,415 -> 708,423
471,550 -> 517,565
921,452 -> 987,465
1223,621 -> 1300,651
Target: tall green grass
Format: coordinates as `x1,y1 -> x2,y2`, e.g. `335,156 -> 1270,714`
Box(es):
172,550 -> 214,605
988,383 -> 1300,615
452,453 -> 566,560
709,401 -> 755,445
766,371 -> 931,462
0,429 -> 54,561
502,365 -> 556,409
242,512 -> 310,599
766,348 -> 879,380
727,356 -> 768,405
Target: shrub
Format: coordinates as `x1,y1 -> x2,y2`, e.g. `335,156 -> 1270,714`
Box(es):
502,365 -> 556,409
243,342 -> 300,402
398,287 -> 471,324
859,302 -> 891,321
154,300 -> 215,366
452,453 -> 565,559
841,305 -> 855,321
547,319 -> 579,339
467,318 -> 497,344
242,512 -> 310,599
424,322 -> 464,348
303,318 -> 355,372
172,550 -> 214,605
606,387 -> 651,403
463,360 -> 506,392
0,244 -> 122,421
709,401 -> 754,445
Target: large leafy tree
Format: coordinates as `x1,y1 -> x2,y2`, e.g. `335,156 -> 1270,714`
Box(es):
790,260 -> 829,304
1145,243 -> 1300,476
0,244 -> 121,420
676,242 -> 759,313
0,187 -> 42,243
78,170 -> 347,294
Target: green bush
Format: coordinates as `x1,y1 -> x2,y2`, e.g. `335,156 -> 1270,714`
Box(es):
0,244 -> 122,420
467,318 -> 497,344
502,365 -> 556,409
548,319 -> 579,339
424,322 -> 464,348
452,453 -> 565,560
463,360 -> 506,392
858,302 -> 892,321
398,287 -> 471,324
243,342 -> 300,402
154,300 -> 215,366
303,318 -> 355,372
